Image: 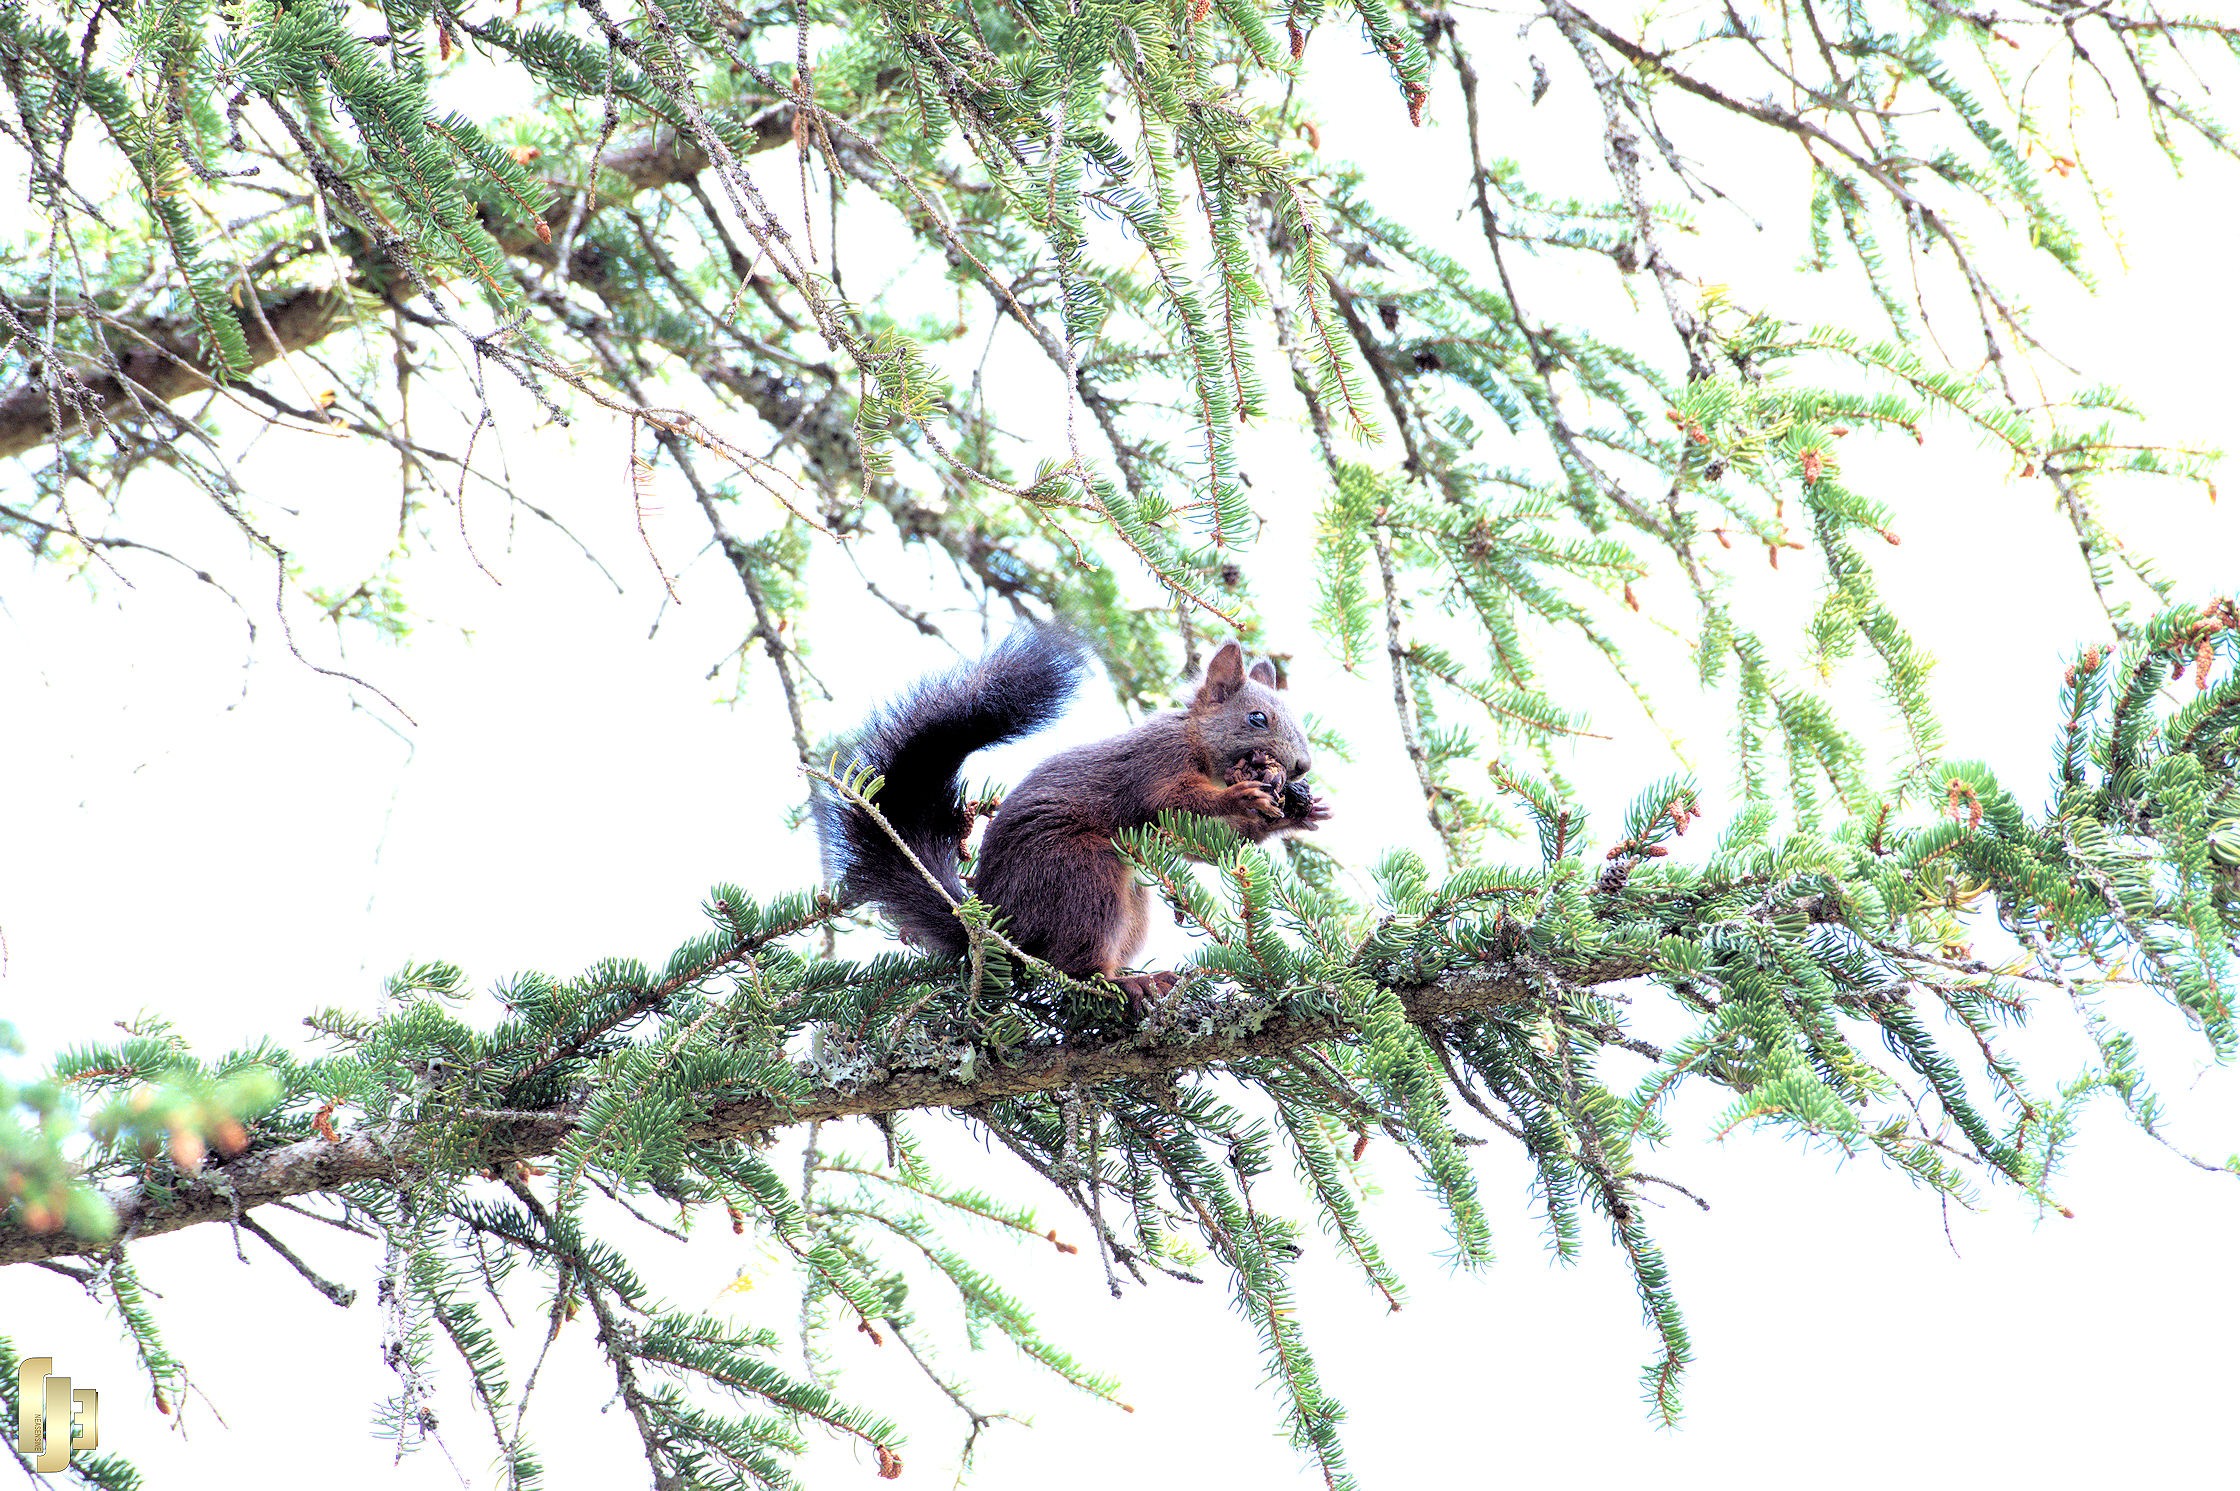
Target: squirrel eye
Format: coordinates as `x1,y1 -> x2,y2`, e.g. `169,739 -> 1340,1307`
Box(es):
1248,710 -> 1268,728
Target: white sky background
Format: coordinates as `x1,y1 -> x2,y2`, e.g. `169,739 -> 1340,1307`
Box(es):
6,8 -> 2240,1489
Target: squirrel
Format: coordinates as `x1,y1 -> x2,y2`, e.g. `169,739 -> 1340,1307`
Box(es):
816,624 -> 1329,1012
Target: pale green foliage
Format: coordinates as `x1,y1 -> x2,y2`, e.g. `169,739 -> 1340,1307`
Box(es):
6,0 -> 2240,1486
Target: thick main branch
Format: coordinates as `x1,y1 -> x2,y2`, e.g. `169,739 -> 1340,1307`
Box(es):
0,961 -> 1562,1267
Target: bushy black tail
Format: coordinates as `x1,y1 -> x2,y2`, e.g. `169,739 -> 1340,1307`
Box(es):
817,623 -> 1089,957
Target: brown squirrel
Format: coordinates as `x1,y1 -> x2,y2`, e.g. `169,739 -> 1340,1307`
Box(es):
817,625 -> 1329,1011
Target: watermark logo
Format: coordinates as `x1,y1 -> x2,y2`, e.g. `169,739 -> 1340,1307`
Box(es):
14,1358 -> 97,1473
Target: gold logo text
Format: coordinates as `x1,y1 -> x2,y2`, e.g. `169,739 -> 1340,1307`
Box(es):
14,1358 -> 98,1473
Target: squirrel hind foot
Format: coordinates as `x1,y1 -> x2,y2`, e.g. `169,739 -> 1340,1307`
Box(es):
1113,970 -> 1180,1018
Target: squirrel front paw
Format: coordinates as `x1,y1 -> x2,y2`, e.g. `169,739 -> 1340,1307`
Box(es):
1217,780 -> 1284,820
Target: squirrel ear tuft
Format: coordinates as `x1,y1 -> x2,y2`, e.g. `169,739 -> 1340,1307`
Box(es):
1198,641 -> 1247,704
1248,659 -> 1279,688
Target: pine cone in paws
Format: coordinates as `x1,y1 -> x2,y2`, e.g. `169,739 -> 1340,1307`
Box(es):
1224,749 -> 1288,796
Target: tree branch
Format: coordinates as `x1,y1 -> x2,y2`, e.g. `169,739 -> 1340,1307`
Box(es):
0,959 -> 1566,1267
0,109 -> 795,461
0,284 -> 348,460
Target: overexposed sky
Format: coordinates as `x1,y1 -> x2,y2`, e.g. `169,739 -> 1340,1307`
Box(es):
6,14 -> 2240,1490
